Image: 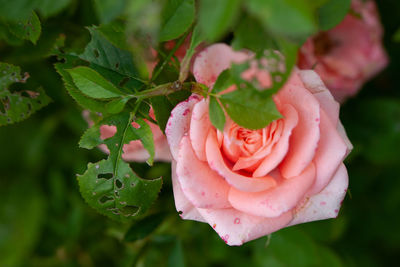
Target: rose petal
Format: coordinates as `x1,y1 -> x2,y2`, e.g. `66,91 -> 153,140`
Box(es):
176,136 -> 231,209
189,99 -> 211,161
253,104 -> 299,177
229,163 -> 315,218
192,43 -> 249,87
171,161 -> 206,223
277,74 -> 321,178
307,110 -> 348,195
289,163 -> 348,226
206,129 -> 277,192
298,70 -> 340,125
166,94 -> 201,160
196,208 -> 293,246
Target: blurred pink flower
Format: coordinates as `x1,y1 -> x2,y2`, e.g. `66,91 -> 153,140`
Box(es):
298,0 -> 388,102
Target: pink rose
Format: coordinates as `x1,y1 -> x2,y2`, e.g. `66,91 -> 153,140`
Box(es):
166,44 -> 353,245
298,0 -> 388,102
84,109 -> 171,162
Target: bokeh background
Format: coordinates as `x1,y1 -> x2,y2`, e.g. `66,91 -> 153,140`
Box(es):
1,0 -> 400,266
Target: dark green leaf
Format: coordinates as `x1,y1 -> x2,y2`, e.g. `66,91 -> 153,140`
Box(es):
67,66 -> 124,99
219,89 -> 282,130
159,0 -> 195,42
80,26 -> 141,80
209,96 -> 225,131
124,213 -> 165,242
7,11 -> 41,44
0,62 -> 51,126
150,95 -> 173,133
318,0 -> 351,31
78,112 -> 161,222
198,0 -> 241,41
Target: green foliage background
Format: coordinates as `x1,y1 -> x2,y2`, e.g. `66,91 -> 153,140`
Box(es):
0,0 -> 400,266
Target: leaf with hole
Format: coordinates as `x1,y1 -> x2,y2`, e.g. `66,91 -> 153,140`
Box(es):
6,11 -> 41,44
80,26 -> 141,80
78,112 -> 161,222
0,62 -> 51,126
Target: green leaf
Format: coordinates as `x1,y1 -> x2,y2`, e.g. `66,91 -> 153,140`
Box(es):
55,62 -> 110,113
36,0 -> 72,17
93,0 -> 126,24
105,97 -> 131,114
7,11 -> 41,44
318,0 -> 351,31
179,26 -> 204,82
0,62 -> 51,126
80,26 -> 141,80
78,112 -> 161,222
198,0 -> 241,41
159,0 -> 195,42
124,212 -> 165,242
219,89 -> 282,130
232,16 -> 274,53
245,0 -> 317,40
212,69 -> 234,94
67,66 -> 124,99
209,96 -> 225,131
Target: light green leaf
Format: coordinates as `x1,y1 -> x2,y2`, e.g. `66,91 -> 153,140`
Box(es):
219,89 -> 282,130
318,0 -> 351,31
198,0 -> 241,41
106,97 -> 131,114
159,0 -> 195,42
7,11 -> 41,44
209,96 -> 225,131
0,62 -> 51,126
78,112 -> 161,222
67,66 -> 124,99
55,62 -> 110,113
